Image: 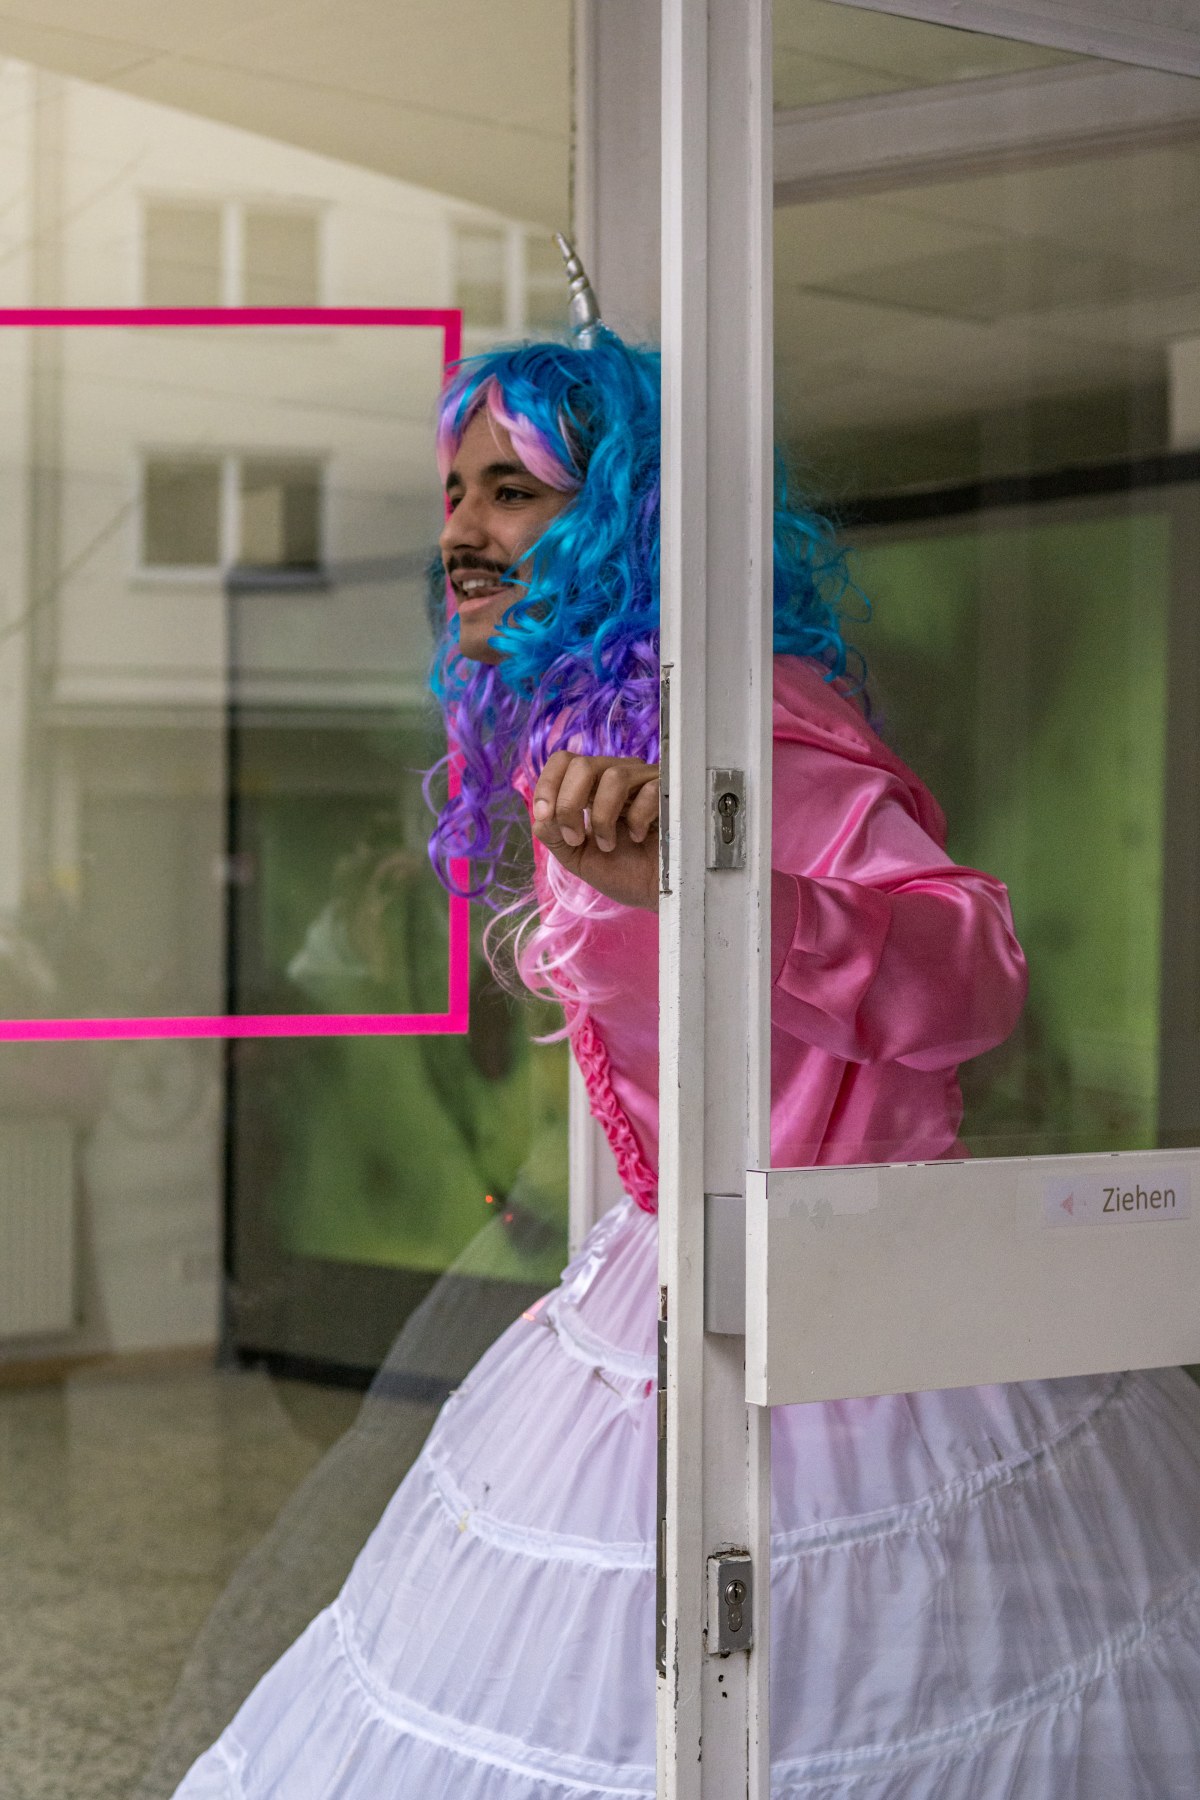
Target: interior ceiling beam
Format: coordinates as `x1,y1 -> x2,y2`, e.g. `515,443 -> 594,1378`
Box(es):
774,60 -> 1200,205
818,0 -> 1200,81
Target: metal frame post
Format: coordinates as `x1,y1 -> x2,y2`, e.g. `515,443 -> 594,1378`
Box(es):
658,0 -> 773,1794
570,0 -> 662,1253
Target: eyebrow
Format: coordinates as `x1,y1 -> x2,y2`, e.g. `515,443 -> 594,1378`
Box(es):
445,460 -> 536,493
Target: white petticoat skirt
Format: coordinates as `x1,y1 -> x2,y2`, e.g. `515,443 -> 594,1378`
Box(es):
176,1197 -> 1200,1797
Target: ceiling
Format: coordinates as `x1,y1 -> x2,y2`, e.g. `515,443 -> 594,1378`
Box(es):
773,3 -> 1200,490
0,0 -> 571,225
774,0 -> 1078,111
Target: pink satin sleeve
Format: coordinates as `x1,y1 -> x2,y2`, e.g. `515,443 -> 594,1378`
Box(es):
769,737 -> 1028,1071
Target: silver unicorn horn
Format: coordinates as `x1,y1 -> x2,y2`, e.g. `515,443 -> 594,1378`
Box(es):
554,232 -> 604,349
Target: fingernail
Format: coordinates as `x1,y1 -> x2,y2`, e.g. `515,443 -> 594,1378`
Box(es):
597,837 -> 613,852
562,827 -> 583,846
533,799 -> 550,818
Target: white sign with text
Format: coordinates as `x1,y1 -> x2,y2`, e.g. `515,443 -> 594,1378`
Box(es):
1043,1170 -> 1192,1227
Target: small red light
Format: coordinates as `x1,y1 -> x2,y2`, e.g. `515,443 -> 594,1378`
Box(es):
485,1193 -> 495,1205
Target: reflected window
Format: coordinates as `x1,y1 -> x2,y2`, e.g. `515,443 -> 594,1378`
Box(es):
244,209 -> 321,307
238,457 -> 323,572
453,222 -> 566,337
524,232 -> 569,331
141,199 -> 321,307
141,455 -> 223,568
139,453 -> 326,576
143,201 -> 223,307
453,223 -> 507,328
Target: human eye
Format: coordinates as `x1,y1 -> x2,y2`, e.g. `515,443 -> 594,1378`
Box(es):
496,483 -> 536,503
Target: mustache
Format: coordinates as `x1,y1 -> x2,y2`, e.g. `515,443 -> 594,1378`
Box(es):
446,553 -> 511,579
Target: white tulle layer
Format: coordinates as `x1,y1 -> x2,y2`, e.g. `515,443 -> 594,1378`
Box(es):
177,1199 -> 1200,1797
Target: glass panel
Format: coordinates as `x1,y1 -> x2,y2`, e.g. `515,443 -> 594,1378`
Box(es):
851,502 -> 1172,1159
0,10 -> 571,1793
769,21 -> 1200,1795
774,14 -> 1200,1162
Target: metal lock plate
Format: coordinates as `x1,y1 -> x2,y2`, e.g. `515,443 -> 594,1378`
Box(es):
707,1550 -> 753,1654
703,1192 -> 746,1336
659,668 -> 672,894
707,768 -> 746,870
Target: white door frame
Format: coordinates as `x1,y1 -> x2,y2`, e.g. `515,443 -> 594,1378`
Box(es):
657,0 -> 773,1794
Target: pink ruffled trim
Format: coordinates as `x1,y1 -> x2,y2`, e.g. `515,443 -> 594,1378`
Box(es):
570,1011 -> 659,1214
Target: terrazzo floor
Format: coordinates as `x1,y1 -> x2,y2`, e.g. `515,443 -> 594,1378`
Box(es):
0,1358 -> 363,1800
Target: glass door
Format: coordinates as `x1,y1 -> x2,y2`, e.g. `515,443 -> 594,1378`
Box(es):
773,0 -> 1200,1175
729,2 -> 1200,1793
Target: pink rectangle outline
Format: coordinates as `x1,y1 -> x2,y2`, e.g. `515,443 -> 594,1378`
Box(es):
0,306 -> 469,1042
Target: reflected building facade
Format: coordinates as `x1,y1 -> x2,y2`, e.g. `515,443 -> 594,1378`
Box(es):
0,58 -> 569,1364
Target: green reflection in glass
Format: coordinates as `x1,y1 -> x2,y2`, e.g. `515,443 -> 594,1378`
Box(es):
230,721 -> 568,1288
854,509 -> 1168,1157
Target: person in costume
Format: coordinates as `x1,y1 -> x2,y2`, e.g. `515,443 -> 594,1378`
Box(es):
172,247 -> 1200,1799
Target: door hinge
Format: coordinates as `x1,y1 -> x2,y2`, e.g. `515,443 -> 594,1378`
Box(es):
655,1302 -> 668,1677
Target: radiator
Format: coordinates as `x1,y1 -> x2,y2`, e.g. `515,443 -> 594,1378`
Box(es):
0,1118 -> 75,1338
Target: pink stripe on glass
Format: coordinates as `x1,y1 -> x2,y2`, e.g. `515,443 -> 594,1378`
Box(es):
0,306 -> 468,1043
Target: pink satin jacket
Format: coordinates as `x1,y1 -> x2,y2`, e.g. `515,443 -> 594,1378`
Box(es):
546,656 -> 1028,1213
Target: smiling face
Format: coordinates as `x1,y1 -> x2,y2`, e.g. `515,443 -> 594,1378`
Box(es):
439,408 -> 572,665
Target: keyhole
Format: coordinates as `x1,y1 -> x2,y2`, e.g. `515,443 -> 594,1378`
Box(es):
724,1577 -> 746,1635
717,791 -> 739,845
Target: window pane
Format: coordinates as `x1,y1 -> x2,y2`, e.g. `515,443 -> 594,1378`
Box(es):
143,201 -> 223,306
239,457 -> 322,568
773,6 -> 1200,1164
243,209 -> 320,307
453,223 -> 506,327
142,457 -> 222,566
0,10 -> 573,1788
